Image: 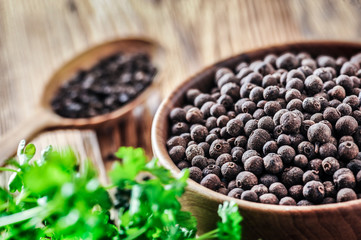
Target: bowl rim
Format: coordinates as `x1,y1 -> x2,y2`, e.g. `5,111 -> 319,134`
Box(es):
152,40 -> 361,214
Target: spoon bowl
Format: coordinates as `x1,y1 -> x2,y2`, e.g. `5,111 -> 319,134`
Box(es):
0,37 -> 164,163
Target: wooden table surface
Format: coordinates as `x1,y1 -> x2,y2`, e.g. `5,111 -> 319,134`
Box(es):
0,0 -> 361,172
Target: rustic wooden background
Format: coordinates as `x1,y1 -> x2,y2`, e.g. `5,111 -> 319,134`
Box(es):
0,0 -> 361,173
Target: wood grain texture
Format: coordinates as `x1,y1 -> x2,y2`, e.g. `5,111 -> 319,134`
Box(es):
152,42 -> 361,240
0,1 -> 360,237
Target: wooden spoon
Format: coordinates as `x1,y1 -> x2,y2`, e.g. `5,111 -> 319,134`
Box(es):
0,38 -> 164,164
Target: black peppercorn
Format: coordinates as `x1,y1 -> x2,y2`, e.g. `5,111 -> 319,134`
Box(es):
303,170 -> 320,184
210,103 -> 227,117
319,143 -> 337,158
220,83 -> 240,100
189,166 -> 203,183
221,162 -> 241,181
241,190 -> 259,202
226,118 -> 244,137
200,174 -> 222,191
244,119 -> 258,136
263,153 -> 284,174
171,122 -> 190,135
279,197 -> 296,205
259,174 -> 279,188
251,184 -> 269,197
249,86 -> 264,103
228,188 -> 244,199
286,99 -> 303,111
205,117 -> 217,130
338,141 -> 359,161
282,167 -> 304,187
307,123 -> 331,143
185,144 -> 204,162
264,101 -> 282,116
273,109 -> 288,125
285,89 -> 302,102
168,146 -> 185,164
328,86 -> 346,101
191,155 -> 208,169
209,139 -> 231,158
217,115 -> 229,128
241,150 -> 260,164
323,107 -> 341,124
236,171 -> 258,190
297,141 -> 315,159
234,136 -> 247,148
310,113 -> 323,123
259,193 -> 279,204
276,52 -> 298,70
253,109 -> 266,120
167,136 -> 187,149
202,164 -> 222,178
280,112 -> 301,134
190,125 -> 208,143
302,97 -> 321,114
337,103 -> 352,116
269,182 -> 288,199
277,145 -> 296,165
294,154 -> 308,169
177,161 -> 190,170
337,188 -> 357,202
247,129 -> 272,153
244,156 -> 264,176
215,153 -> 232,167
257,116 -> 275,133
346,160 -> 361,175
304,75 -> 323,95
333,168 -> 356,189
288,185 -> 303,201
323,181 -> 336,197
263,141 -> 278,155
186,107 -> 204,124
335,116 -> 358,136
303,180 -> 325,203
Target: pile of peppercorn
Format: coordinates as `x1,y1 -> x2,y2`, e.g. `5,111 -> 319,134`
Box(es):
52,52 -> 156,118
167,51 -> 361,205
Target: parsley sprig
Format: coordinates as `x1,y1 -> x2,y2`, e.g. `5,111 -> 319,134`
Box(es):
0,142 -> 242,239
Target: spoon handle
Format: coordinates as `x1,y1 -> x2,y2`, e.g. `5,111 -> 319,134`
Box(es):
0,107 -> 55,165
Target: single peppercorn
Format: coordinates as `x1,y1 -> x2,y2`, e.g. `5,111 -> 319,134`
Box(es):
226,118 -> 244,137
279,197 -> 297,205
347,160 -> 361,175
303,170 -> 320,184
185,144 -> 204,162
189,167 -> 203,183
280,112 -> 301,134
264,101 -> 282,116
297,141 -> 316,159
241,190 -> 259,202
303,180 -> 325,203
282,167 -> 304,187
323,181 -> 336,197
323,107 -> 341,124
302,97 -> 321,114
209,139 -> 231,159
168,146 -> 185,164
307,123 -> 331,143
304,75 -> 323,95
247,129 -> 271,153
322,157 -> 340,175
236,171 -> 258,190
200,174 -> 222,191
244,156 -> 264,176
167,136 -> 187,150
191,125 -> 208,143
227,188 -> 244,199
328,85 -> 346,101
277,145 -> 296,165
300,120 -> 315,136
269,182 -> 288,199
333,168 -> 356,189
337,188 -> 357,202
203,164 -> 222,178
220,83 -> 240,100
259,193 -> 279,204
191,155 -> 208,169
177,161 -> 190,170
263,141 -> 278,155
288,185 -> 303,201
221,162 -> 241,181
215,153 -> 232,167
251,184 -> 269,197
294,154 -> 308,169
244,119 -> 258,137
338,141 -> 359,161
319,142 -> 337,158
263,153 -> 284,174
186,107 -> 204,124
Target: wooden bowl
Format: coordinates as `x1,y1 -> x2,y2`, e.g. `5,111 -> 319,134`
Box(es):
152,41 -> 361,240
